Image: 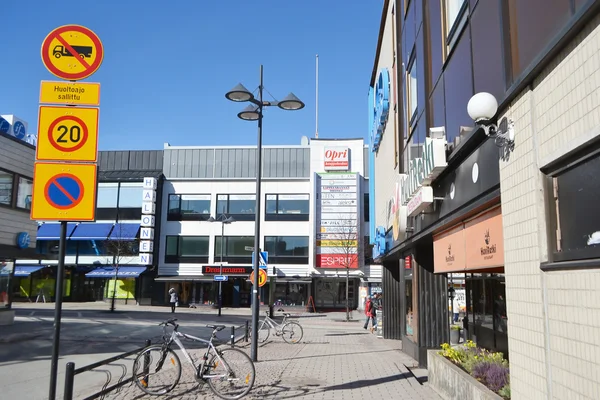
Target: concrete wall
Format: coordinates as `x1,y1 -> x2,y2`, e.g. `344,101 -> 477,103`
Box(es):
499,12 -> 600,400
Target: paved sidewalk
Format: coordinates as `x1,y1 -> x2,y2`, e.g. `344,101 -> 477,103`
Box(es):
87,318 -> 441,400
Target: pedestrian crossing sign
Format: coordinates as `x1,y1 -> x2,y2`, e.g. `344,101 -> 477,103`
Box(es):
252,251 -> 268,269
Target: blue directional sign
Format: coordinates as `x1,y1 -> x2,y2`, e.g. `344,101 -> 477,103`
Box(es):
252,251 -> 268,269
214,275 -> 228,282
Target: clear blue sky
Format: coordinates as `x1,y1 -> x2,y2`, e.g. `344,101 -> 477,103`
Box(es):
1,1 -> 382,150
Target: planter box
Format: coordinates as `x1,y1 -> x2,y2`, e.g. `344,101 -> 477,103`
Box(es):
427,350 -> 503,400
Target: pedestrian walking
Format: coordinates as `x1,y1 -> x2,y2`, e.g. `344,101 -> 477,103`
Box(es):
363,295 -> 376,333
169,287 -> 178,313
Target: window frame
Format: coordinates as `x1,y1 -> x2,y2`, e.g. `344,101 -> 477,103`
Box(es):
167,193 -> 212,221
264,236 -> 310,264
441,0 -> 469,59
214,236 -> 254,264
164,235 -> 210,264
265,194 -> 310,221
216,194 -> 256,222
406,48 -> 418,129
0,167 -> 33,213
15,176 -> 33,211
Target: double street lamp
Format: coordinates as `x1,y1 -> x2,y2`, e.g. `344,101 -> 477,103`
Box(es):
225,65 -> 304,362
208,214 -> 235,317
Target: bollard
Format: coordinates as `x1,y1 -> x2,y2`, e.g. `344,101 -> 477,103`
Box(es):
244,320 -> 249,342
63,362 -> 75,400
143,339 -> 151,386
230,326 -> 235,347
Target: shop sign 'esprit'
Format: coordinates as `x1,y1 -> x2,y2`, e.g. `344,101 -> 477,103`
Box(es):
139,177 -> 157,265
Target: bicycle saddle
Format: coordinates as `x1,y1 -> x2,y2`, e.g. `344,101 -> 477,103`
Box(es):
206,324 -> 226,331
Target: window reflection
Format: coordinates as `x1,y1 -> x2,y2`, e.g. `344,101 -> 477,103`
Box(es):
118,183 -> 143,208
405,267 -> 414,338
17,177 -> 33,210
97,183 -> 118,208
408,55 -> 418,122
0,170 -> 13,205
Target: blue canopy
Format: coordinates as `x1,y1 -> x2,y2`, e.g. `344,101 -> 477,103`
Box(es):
85,266 -> 147,278
13,265 -> 45,277
109,223 -> 140,240
70,223 -> 114,240
37,223 -> 77,240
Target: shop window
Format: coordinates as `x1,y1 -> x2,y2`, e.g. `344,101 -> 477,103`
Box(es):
1,261 -> 13,308
547,151 -> 600,263
78,240 -> 112,256
406,50 -> 418,127
0,170 -> 14,206
273,282 -> 308,306
214,236 -> 254,264
118,183 -> 143,208
16,177 -> 33,210
36,240 -> 78,256
505,0 -> 572,83
315,278 -> 357,309
404,267 -> 415,338
217,194 -> 256,221
442,0 -> 468,53
168,194 -> 211,221
165,236 -> 209,263
265,194 -> 309,221
264,236 -> 309,264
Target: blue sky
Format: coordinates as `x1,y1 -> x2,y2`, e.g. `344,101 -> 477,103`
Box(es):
1,1 -> 383,150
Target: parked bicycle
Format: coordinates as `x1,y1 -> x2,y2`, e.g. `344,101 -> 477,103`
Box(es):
251,310 -> 304,344
132,318 -> 255,400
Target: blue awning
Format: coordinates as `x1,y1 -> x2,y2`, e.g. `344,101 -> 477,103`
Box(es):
109,223 -> 140,240
70,223 -> 115,240
85,266 -> 147,278
13,265 -> 45,277
37,223 -> 77,240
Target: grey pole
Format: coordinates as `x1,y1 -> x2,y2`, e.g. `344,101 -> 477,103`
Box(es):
218,219 -> 224,317
250,64 -> 264,362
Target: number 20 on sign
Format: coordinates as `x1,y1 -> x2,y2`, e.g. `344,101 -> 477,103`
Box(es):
36,105 -> 99,162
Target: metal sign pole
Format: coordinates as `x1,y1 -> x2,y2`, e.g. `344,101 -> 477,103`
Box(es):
48,220 -> 67,400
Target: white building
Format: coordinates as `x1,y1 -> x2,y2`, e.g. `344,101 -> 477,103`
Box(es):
157,138 -> 380,310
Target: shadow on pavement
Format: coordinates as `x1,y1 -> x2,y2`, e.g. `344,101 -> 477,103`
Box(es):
323,332 -> 371,336
255,348 -> 396,363
322,372 -> 412,391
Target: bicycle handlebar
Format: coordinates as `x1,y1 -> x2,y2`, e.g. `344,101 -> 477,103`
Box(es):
159,318 -> 179,330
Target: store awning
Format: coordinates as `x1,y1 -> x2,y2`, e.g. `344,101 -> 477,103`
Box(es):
37,223 -> 77,240
70,223 -> 114,240
108,223 -> 140,240
86,266 -> 147,278
13,265 -> 45,277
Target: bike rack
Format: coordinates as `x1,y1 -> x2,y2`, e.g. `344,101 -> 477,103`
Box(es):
63,339 -> 151,400
229,321 -> 250,347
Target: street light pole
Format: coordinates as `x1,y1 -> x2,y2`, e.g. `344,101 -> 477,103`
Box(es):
225,65 -> 304,362
219,218 -> 224,317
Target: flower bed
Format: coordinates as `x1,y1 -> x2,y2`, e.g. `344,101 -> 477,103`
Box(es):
438,341 -> 510,399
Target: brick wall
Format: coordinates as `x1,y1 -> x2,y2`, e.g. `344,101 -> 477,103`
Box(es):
499,13 -> 600,400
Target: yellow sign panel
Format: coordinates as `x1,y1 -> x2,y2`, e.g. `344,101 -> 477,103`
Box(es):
41,25 -> 104,81
40,81 -> 101,106
249,269 -> 268,287
36,106 -> 99,162
317,240 -> 358,247
30,162 -> 97,222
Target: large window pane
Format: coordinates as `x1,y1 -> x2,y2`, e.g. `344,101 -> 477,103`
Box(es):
446,0 -> 467,35
118,183 -> 143,208
427,0 -> 444,89
97,183 -> 118,208
443,31 -> 473,144
266,195 -> 277,214
217,195 -> 228,215
507,0 -> 572,80
181,195 -> 211,215
265,236 -> 309,257
179,237 -> 209,256
16,177 -> 33,209
226,236 -> 254,256
430,77 -> 446,129
277,194 -> 309,214
408,56 -> 418,122
228,194 -> 256,214
166,236 -> 178,256
363,193 -> 370,222
0,170 -> 13,205
168,194 -> 181,214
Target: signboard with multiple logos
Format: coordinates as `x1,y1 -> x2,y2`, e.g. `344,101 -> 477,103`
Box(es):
315,172 -> 361,268
139,177 -> 157,265
323,147 -> 350,171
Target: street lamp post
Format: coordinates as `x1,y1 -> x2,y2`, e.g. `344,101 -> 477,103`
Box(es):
225,65 -> 304,361
208,214 -> 235,317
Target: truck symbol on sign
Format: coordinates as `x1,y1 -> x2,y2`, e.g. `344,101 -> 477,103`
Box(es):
53,45 -> 93,59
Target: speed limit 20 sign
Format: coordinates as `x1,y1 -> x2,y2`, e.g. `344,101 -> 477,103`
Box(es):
35,106 -> 99,162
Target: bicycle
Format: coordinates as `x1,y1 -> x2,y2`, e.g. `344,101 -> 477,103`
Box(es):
251,310 -> 304,344
132,318 -> 255,400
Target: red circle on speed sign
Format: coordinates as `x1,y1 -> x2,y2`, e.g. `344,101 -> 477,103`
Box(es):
48,115 -> 89,152
249,269 -> 268,287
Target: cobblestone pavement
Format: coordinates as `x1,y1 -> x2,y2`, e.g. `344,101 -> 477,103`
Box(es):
95,316 -> 441,400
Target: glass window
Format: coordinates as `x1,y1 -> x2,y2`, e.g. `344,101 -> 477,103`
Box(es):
0,170 -> 14,206
445,0 -> 467,36
405,267 -> 414,338
215,236 -> 255,257
228,194 -> 256,214
168,194 -> 211,220
407,55 -> 418,123
118,183 -> 143,208
179,236 -> 209,256
265,236 -> 309,257
427,0 -> 444,87
166,236 -> 178,256
363,193 -> 370,222
265,194 -> 309,220
266,195 -> 277,214
16,177 -> 33,209
507,0 -> 572,80
78,240 -> 110,256
168,194 -> 181,215
0,261 -> 14,308
97,183 -> 118,208
443,32 -> 474,144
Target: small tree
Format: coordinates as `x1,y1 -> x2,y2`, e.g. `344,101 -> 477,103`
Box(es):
330,218 -> 362,322
104,224 -> 138,312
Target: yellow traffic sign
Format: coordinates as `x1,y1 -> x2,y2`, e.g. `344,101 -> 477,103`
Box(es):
41,25 -> 104,81
249,269 -> 268,287
40,81 -> 100,106
30,162 -> 97,222
36,106 -> 99,162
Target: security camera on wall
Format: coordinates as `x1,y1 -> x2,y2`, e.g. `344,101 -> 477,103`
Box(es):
429,126 -> 446,140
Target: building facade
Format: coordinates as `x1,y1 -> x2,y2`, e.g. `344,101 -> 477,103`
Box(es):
156,139 -> 379,309
19,150 -> 164,306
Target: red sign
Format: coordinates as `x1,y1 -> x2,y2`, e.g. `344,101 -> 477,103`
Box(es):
316,254 -> 359,269
324,147 -> 349,170
405,256 -> 412,269
202,266 -> 253,275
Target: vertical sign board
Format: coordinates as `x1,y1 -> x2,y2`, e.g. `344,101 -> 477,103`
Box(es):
36,25 -> 104,400
139,178 -> 157,265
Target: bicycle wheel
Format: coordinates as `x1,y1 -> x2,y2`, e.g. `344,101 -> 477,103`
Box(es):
207,348 -> 256,400
132,345 -> 182,395
250,320 -> 270,343
281,321 -> 303,344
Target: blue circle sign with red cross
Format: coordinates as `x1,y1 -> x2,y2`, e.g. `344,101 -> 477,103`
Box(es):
44,173 -> 84,209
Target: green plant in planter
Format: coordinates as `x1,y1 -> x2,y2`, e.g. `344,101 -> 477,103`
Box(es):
439,343 -> 464,364
451,324 -> 462,330
499,384 -> 511,399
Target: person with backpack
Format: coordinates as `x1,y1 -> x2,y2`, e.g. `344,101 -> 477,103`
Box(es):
363,295 -> 376,332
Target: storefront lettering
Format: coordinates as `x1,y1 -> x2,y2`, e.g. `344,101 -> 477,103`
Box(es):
139,177 -> 157,266
481,229 -> 497,260
400,138 -> 447,206
446,244 -> 455,263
